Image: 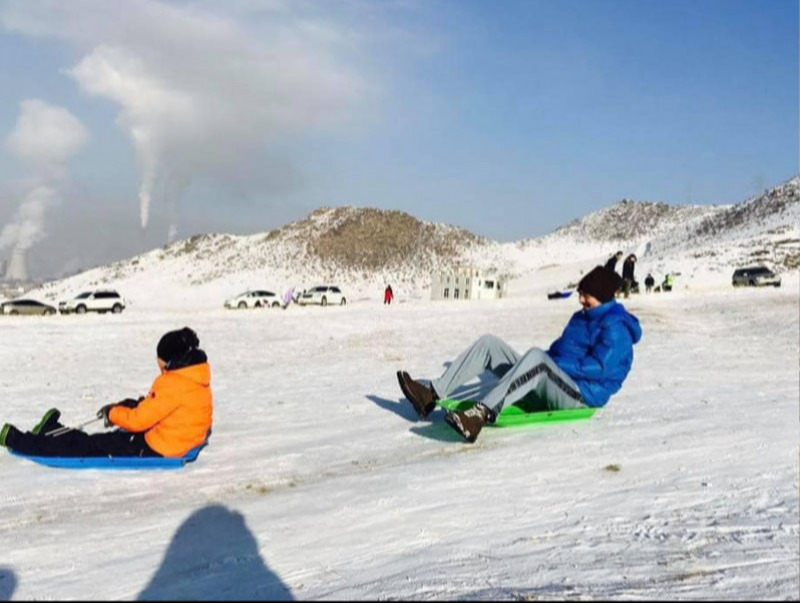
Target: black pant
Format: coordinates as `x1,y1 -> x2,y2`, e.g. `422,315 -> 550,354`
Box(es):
7,426 -> 161,457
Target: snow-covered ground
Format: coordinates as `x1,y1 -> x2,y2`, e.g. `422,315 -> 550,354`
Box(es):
1,272 -> 798,600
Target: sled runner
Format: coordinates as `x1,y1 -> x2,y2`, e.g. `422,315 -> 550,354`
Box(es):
9,442 -> 206,470
437,398 -> 595,427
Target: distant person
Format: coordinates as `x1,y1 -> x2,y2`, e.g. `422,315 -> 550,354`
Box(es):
604,251 -> 624,273
662,273 -> 674,292
384,285 -> 394,305
396,266 -> 642,443
282,286 -> 296,310
0,327 -> 212,458
622,254 -> 637,298
644,273 -> 655,293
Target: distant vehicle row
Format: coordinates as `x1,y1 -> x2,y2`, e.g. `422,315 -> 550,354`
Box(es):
0,268 -> 782,317
1,290 -> 126,316
224,285 -> 346,309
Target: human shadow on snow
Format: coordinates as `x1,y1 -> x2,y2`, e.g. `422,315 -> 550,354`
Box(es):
370,366 -> 500,442
370,363 -> 498,421
365,394 -> 419,422
0,567 -> 16,601
138,504 -> 293,601
409,421 -> 465,443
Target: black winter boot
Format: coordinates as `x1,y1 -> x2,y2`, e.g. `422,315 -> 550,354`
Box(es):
32,408 -> 62,436
0,423 -> 10,448
396,371 -> 439,419
444,403 -> 494,443
0,424 -> 24,449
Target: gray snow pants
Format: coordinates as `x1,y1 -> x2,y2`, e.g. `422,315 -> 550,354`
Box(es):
430,334 -> 586,417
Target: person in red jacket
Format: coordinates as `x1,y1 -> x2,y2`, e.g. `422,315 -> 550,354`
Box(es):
384,284 -> 394,305
0,327 -> 212,458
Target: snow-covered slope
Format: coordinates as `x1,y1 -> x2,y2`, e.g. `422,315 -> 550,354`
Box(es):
1,282 -> 797,600
27,177 -> 800,309
1,180 -> 797,600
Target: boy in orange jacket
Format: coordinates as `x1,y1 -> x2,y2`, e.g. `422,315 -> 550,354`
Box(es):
0,327 -> 212,458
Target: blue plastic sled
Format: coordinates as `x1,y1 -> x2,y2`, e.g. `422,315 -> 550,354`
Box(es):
9,443 -> 206,470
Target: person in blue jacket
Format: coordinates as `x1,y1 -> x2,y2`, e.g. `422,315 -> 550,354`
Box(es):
397,265 -> 642,442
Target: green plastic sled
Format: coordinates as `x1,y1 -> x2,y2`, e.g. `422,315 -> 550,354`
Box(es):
437,398 -> 596,428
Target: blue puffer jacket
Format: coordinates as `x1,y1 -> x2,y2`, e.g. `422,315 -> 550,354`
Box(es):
547,300 -> 642,407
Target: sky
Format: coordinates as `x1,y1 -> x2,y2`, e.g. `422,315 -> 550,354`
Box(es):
0,0 -> 797,279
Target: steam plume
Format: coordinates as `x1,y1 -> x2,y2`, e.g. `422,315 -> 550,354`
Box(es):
1,100 -> 88,280
4,0 -> 372,239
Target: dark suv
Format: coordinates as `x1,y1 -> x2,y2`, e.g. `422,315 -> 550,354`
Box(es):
731,266 -> 781,288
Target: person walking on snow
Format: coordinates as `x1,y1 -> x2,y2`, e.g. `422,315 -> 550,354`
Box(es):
621,254 -> 637,298
644,273 -> 655,293
604,251 -> 623,273
396,266 -> 641,443
384,284 -> 394,305
282,286 -> 296,309
0,327 -> 212,458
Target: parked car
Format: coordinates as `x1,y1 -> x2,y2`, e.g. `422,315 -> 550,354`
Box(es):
1,298 -> 57,316
59,290 -> 127,314
224,290 -> 280,309
297,285 -> 347,306
731,266 -> 781,288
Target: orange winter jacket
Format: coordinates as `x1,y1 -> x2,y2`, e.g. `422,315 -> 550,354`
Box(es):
109,362 -> 212,457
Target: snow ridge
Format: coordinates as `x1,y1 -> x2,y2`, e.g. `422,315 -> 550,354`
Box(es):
29,177 -> 800,308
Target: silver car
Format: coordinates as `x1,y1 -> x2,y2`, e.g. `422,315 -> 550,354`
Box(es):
0,298 -> 58,315
731,266 -> 781,287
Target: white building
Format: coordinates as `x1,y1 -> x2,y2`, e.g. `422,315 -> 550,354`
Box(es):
430,266 -> 505,301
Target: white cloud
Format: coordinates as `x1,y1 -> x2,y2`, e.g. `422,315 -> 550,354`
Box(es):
5,99 -> 89,167
2,0 -> 376,231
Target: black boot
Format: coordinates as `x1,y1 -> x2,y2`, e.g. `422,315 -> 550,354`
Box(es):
32,408 -> 62,436
0,423 -> 22,448
0,423 -> 10,447
444,403 -> 493,443
396,371 -> 438,419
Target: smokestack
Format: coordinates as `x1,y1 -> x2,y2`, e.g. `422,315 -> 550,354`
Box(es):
5,248 -> 27,281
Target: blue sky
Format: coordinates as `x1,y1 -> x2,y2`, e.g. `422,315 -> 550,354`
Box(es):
0,0 -> 797,278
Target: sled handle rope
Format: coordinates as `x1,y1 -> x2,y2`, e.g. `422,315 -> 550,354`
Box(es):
45,416 -> 103,437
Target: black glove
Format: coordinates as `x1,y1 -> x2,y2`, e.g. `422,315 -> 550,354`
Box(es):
97,396 -> 144,427
116,397 -> 143,409
97,404 -> 116,428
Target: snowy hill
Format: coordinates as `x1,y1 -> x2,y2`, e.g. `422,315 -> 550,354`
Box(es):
2,275 -> 797,600
27,177 -> 800,309
1,179 -> 798,600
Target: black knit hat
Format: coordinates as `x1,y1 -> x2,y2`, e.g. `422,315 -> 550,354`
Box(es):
578,266 -> 623,303
157,327 -> 199,366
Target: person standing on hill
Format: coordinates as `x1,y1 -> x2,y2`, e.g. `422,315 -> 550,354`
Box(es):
396,266 -> 641,443
384,285 -> 394,305
644,273 -> 655,293
622,254 -> 637,298
605,251 -> 624,273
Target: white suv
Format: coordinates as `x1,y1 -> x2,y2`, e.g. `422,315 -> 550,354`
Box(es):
59,290 -> 127,314
224,290 -> 280,309
297,285 -> 347,306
